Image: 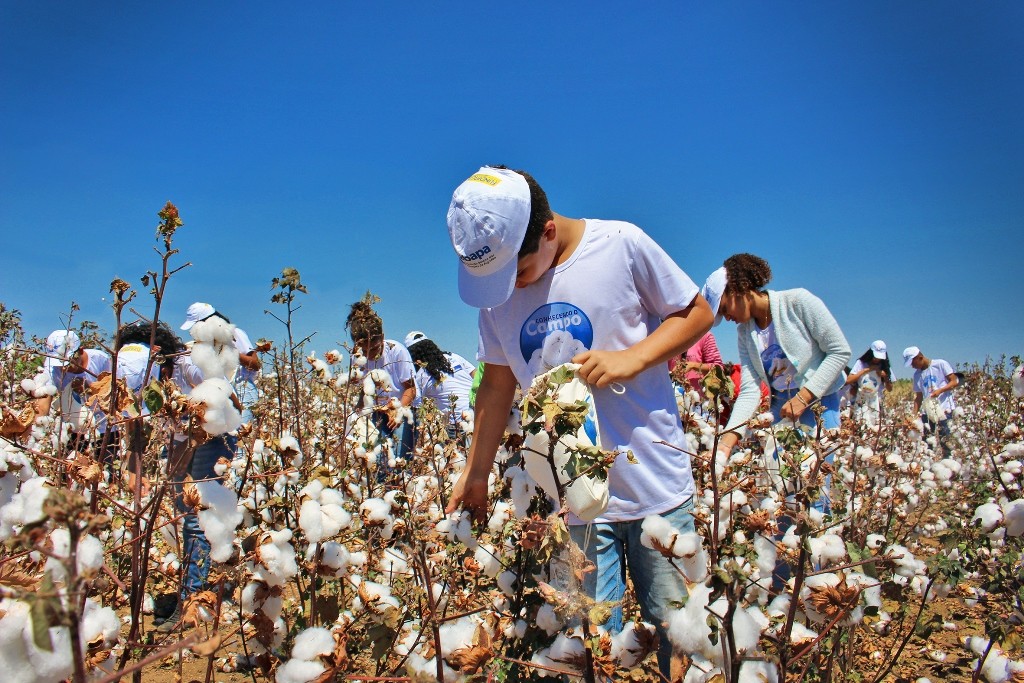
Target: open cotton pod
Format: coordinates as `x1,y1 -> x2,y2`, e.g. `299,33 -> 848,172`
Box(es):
520,363 -> 609,521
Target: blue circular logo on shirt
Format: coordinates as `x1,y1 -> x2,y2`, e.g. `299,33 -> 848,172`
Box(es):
519,302 -> 594,378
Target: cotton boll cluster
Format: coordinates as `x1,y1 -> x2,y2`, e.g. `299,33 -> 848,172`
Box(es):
250,529 -> 299,587
610,622 -> 657,668
195,480 -> 245,562
0,476 -> 50,540
362,369 -> 394,410
188,377 -> 242,436
530,628 -> 587,678
350,576 -> 401,623
436,510 -> 477,550
20,368 -> 56,398
885,544 -> 927,580
44,529 -> 105,581
276,626 -> 335,683
963,636 -> 1024,683
298,482 -> 352,544
359,495 -> 400,540
305,351 -> 333,380
640,516 -> 708,582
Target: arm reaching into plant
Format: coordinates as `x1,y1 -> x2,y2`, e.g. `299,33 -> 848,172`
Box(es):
445,362 -> 518,522
573,295 -> 713,388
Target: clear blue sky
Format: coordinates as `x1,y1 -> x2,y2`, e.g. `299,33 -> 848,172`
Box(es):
2,2 -> 1021,378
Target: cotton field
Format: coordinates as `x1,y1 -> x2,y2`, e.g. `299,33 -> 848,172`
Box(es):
0,217 -> 1022,683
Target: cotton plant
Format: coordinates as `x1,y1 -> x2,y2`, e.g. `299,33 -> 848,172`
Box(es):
186,316 -> 243,436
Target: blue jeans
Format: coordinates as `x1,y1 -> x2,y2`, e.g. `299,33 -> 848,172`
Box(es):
569,497 -> 694,678
371,411 -> 416,462
170,435 -> 236,601
771,388 -> 841,432
922,413 -> 953,457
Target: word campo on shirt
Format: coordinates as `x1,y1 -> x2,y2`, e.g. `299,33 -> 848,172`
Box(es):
524,309 -> 586,335
460,245 -> 492,262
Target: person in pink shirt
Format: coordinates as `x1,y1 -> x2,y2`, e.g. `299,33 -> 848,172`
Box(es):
670,331 -> 724,397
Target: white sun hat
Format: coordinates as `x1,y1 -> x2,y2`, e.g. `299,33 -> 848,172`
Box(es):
447,166 -> 531,309
701,266 -> 728,327
180,302 -> 215,331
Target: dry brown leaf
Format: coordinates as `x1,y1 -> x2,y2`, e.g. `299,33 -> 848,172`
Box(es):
448,624 -> 493,674
805,578 -> 860,621
86,372 -> 134,415
247,611 -> 277,648
0,564 -> 41,594
180,589 -> 219,629
181,477 -> 201,510
74,456 -> 103,486
191,634 -> 223,656
1,404 -> 35,438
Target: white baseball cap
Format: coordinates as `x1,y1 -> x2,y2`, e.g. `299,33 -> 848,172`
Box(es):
870,340 -> 887,360
404,331 -> 429,348
701,267 -> 728,327
902,346 -> 921,367
447,166 -> 531,308
45,330 -> 81,367
180,302 -> 215,331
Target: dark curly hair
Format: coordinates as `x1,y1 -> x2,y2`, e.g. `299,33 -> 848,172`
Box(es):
490,165 -> 553,257
723,253 -> 772,295
408,338 -> 454,383
346,300 -> 383,344
115,320 -> 185,355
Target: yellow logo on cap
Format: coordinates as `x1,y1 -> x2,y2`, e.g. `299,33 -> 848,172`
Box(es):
468,173 -> 501,187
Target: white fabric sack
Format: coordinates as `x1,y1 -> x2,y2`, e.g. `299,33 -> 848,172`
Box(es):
521,363 -> 609,521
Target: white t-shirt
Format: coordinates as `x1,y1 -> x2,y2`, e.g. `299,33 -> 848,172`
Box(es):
233,327 -> 258,384
365,340 -> 415,405
850,359 -> 887,401
913,358 -> 957,413
414,352 -> 474,422
45,349 -> 112,433
478,219 -> 699,523
117,343 -> 160,392
754,322 -> 798,392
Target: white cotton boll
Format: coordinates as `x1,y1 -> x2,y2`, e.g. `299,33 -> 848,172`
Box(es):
299,500 -> 325,543
731,605 -> 764,655
497,571 -> 518,596
320,488 -> 345,507
196,480 -> 243,562
535,603 -> 562,635
291,626 -> 336,661
474,544 -> 503,579
972,503 -> 1003,533
0,477 -> 50,539
438,617 -> 478,659
789,622 -> 819,645
809,534 -> 846,567
640,515 -> 680,552
1001,499 -> 1024,537
299,479 -> 325,501
76,534 -> 105,576
667,582 -> 715,660
507,466 -> 535,519
320,504 -> 351,537
488,500 -> 513,534
275,658 -> 327,683
80,600 -> 120,648
738,660 -> 779,683
866,534 -> 886,550
360,498 -> 391,523
676,533 -> 710,582
611,622 -> 656,668
381,548 -> 410,578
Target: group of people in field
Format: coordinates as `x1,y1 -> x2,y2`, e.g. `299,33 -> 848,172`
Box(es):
30,164 -> 960,674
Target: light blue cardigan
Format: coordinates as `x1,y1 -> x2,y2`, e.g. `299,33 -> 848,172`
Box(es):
724,288 -> 851,433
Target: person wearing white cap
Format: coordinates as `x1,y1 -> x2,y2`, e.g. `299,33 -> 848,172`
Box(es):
845,340 -> 894,426
404,331 -> 475,441
903,346 -> 958,456
180,302 -> 269,424
34,329 -> 115,462
444,165 -> 714,678
705,253 -> 851,461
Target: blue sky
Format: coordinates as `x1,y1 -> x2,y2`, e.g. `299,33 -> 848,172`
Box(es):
2,2 -> 1021,378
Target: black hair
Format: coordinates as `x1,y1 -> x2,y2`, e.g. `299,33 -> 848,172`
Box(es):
490,165 -> 553,257
206,311 -> 231,324
857,349 -> 892,379
408,338 -> 453,383
115,320 -> 186,378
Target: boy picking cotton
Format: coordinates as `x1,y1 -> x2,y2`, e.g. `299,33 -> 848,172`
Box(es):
443,165 -> 713,676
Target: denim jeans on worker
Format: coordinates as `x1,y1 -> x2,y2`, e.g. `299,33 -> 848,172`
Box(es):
770,388 -> 841,431
922,413 -> 953,457
233,379 -> 259,425
371,411 -> 416,462
171,434 -> 236,600
569,497 -> 695,678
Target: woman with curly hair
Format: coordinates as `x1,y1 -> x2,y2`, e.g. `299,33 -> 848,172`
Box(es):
346,299 -> 417,461
703,253 -> 851,458
403,331 -> 475,439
